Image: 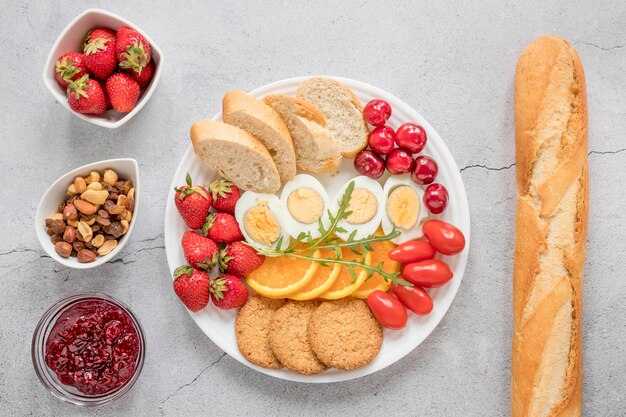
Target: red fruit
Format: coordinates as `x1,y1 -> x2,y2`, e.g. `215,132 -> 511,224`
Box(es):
96,79 -> 112,109
363,99 -> 392,127
181,231 -> 219,270
388,240 -> 436,264
219,241 -> 265,278
411,156 -> 438,185
54,52 -> 90,88
424,183 -> 448,214
173,265 -> 210,312
395,123 -> 427,154
402,260 -> 453,288
116,27 -> 152,75
66,75 -> 107,115
207,179 -> 241,214
129,60 -> 155,89
422,220 -> 465,255
368,125 -> 396,155
105,73 -> 140,113
354,150 -> 385,179
367,290 -> 407,330
174,173 -> 212,229
210,274 -> 249,310
386,148 -> 415,174
202,212 -> 244,243
83,27 -> 117,80
391,284 -> 433,316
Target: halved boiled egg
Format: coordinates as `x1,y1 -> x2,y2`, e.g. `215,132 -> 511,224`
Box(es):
332,176 -> 385,241
280,174 -> 330,239
381,175 -> 428,244
234,192 -> 290,250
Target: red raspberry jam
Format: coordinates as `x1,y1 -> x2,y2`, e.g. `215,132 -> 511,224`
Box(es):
44,299 -> 140,395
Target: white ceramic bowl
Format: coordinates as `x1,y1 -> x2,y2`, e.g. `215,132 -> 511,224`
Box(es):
42,8 -> 163,129
164,77 -> 471,383
36,159 -> 140,269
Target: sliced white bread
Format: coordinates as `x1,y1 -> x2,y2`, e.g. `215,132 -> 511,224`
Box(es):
190,119 -> 281,193
222,90 -> 296,183
296,78 -> 369,158
264,95 -> 342,173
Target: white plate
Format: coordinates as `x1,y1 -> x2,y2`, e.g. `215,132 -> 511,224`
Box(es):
164,76 -> 470,383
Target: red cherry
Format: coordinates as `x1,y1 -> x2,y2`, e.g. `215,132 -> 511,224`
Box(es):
386,148 -> 414,174
354,150 -> 385,179
411,155 -> 438,185
424,183 -> 448,214
396,122 -> 427,154
363,99 -> 392,127
368,125 -> 395,155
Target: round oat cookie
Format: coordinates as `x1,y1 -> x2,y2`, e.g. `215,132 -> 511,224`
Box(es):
269,301 -> 327,375
308,298 -> 383,370
235,295 -> 286,369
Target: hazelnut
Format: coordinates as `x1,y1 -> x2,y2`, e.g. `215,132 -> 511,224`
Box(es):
74,176 -> 87,194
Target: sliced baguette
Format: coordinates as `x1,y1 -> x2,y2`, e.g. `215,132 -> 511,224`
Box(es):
296,77 -> 369,157
222,90 -> 296,183
264,95 -> 342,173
190,119 -> 281,193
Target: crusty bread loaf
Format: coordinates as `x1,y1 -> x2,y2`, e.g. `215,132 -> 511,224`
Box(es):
222,90 -> 296,183
512,36 -> 588,417
190,119 -> 281,193
296,78 -> 369,158
264,95 -> 342,173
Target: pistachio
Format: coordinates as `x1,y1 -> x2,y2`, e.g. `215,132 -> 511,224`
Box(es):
80,189 -> 109,205
103,169 -> 118,185
74,199 -> 97,215
77,221 -> 93,243
97,239 -> 118,256
91,234 -> 105,248
77,249 -> 97,263
87,181 -> 103,191
121,220 -> 129,235
55,242 -> 72,258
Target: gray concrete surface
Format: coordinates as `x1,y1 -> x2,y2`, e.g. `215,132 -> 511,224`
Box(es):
1,0 -> 624,415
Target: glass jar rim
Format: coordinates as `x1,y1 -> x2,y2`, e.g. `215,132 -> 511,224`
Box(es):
31,292 -> 145,406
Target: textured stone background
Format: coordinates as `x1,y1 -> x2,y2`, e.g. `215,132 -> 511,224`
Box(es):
1,0 -> 624,415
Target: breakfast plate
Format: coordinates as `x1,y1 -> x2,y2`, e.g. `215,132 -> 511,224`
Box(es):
164,76 -> 470,382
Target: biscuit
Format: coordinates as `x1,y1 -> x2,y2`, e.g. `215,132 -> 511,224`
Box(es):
269,301 -> 327,375
235,295 -> 286,369
308,298 -> 383,370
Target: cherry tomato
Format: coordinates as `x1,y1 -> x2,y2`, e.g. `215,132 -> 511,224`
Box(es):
422,220 -> 466,255
367,290 -> 407,330
402,260 -> 453,288
391,283 -> 433,315
388,240 -> 436,264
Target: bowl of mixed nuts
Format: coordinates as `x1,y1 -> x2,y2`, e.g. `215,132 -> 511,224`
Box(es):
36,159 -> 140,269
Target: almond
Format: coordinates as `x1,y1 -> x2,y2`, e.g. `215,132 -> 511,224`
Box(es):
74,199 -> 97,215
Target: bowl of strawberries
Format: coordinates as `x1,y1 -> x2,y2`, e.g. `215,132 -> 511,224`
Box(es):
43,8 -> 163,128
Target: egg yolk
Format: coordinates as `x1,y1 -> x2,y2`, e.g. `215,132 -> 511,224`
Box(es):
287,187 -> 324,224
243,202 -> 281,245
386,186 -> 420,229
346,189 -> 378,224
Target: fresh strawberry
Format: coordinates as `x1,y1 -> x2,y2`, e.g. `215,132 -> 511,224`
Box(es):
174,173 -> 212,229
66,75 -> 107,115
202,212 -> 244,243
129,59 -> 155,89
83,27 -> 117,80
173,265 -> 210,312
207,179 -> 241,214
116,26 -> 152,75
219,241 -> 265,278
181,231 -> 219,270
105,73 -> 140,113
54,52 -> 91,88
97,79 -> 112,109
210,274 -> 249,310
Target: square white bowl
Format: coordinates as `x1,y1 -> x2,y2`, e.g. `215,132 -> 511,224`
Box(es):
36,159 -> 140,269
42,8 -> 163,129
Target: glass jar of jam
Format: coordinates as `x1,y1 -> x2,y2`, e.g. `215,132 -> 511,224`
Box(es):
32,294 -> 145,406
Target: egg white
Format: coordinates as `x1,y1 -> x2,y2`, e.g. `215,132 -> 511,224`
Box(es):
381,175 -> 429,244
280,174 -> 330,240
332,176 -> 385,241
234,192 -> 290,250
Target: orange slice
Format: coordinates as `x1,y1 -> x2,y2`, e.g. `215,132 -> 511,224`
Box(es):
287,248 -> 342,301
352,240 -> 400,299
319,247 -> 372,300
245,250 -> 321,298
